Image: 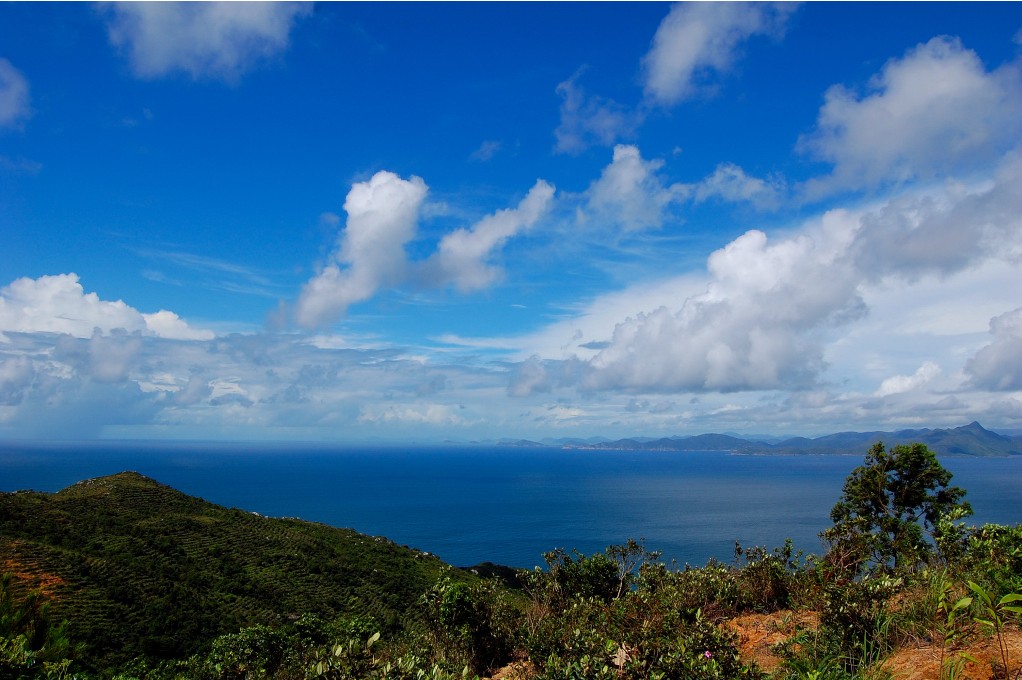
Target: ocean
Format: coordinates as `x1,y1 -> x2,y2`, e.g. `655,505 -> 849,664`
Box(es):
2,442 -> 1020,569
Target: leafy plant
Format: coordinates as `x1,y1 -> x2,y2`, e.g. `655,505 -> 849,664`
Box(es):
733,539 -> 806,612
964,525 -> 1022,595
967,581 -> 1022,680
420,572 -> 520,675
932,573 -> 975,680
605,538 -> 661,600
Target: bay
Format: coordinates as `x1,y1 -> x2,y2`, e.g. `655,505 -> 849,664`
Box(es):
1,442 -> 1019,569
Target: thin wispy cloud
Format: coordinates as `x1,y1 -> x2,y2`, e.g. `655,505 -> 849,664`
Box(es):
133,248 -> 285,298
0,58 -> 30,128
554,69 -> 641,154
642,2 -> 795,106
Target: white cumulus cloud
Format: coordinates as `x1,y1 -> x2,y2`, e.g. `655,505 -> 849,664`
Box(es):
0,273 -> 213,340
142,310 -> 216,341
0,58 -> 30,128
102,2 -> 311,81
851,150 -> 1022,281
583,145 -> 688,231
642,2 -> 794,106
584,217 -> 864,393
693,162 -> 785,210
558,143 -> 1021,398
874,361 -> 941,397
428,180 -> 555,292
296,171 -> 428,328
800,36 -> 1022,196
297,172 -> 557,327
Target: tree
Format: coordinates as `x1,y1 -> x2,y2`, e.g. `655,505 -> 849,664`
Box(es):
605,539 -> 661,599
823,442 -> 972,574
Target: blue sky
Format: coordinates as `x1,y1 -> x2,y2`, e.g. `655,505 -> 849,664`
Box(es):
1,2 -> 1021,442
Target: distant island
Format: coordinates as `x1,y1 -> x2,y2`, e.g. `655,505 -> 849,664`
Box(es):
494,421 -> 1022,457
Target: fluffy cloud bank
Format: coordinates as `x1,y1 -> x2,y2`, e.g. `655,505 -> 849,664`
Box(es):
102,2 -> 311,81
296,172 -> 555,328
555,30 -> 1022,397
0,274 -> 213,340
576,144 -> 1022,394
584,221 -> 861,392
0,308 -> 514,440
0,274 -> 220,437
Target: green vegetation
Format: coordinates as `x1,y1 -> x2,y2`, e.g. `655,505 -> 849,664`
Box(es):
824,442 -> 971,573
1,572 -> 78,678
0,472 -> 459,672
1,443 -> 1020,679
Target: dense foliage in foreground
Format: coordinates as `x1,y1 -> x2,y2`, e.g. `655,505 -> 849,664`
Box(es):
2,444 -> 1020,679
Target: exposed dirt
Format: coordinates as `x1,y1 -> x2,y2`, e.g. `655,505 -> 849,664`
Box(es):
727,609 -> 820,673
1,550 -> 67,598
727,608 -> 1022,680
881,629 -> 1022,680
486,661 -> 536,680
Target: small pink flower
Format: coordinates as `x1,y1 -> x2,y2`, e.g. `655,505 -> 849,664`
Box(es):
703,650 -> 713,659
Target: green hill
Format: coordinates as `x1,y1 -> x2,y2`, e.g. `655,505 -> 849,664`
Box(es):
0,471 -> 458,671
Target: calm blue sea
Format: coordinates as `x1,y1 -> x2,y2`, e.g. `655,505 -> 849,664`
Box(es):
1,442 -> 1019,569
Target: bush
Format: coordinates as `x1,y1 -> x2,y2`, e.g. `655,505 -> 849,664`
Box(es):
419,572 -> 520,675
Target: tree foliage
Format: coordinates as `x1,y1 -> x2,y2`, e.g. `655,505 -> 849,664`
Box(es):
824,442 -> 972,574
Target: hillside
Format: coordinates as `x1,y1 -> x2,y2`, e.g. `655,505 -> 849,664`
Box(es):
0,471 -> 459,671
2,461 -> 1020,680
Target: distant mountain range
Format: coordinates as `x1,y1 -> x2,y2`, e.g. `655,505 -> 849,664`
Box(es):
500,422 -> 1022,456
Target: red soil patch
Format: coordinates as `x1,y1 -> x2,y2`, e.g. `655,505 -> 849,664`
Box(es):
882,628 -> 1022,680
727,608 -> 1022,680
1,552 -> 67,599
727,609 -> 820,673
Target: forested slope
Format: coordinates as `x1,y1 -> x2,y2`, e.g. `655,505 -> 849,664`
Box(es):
0,472 -> 456,670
